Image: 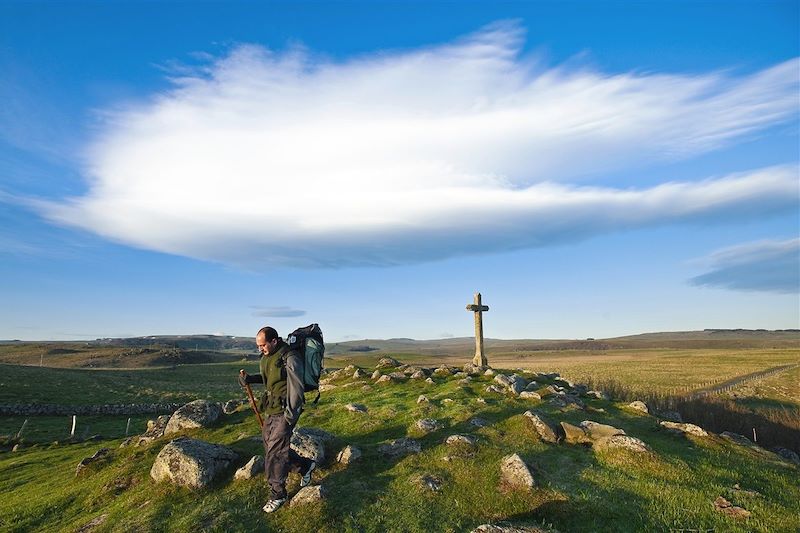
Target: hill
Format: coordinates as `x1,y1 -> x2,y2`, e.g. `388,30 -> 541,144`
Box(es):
1,360 -> 798,532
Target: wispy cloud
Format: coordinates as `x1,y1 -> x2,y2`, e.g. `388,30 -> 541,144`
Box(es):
250,306 -> 307,318
690,238 -> 800,294
36,22 -> 799,268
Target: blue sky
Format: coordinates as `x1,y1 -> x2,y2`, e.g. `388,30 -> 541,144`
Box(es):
1,1 -> 798,342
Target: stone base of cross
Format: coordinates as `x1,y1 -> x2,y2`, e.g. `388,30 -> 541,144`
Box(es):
466,292 -> 489,367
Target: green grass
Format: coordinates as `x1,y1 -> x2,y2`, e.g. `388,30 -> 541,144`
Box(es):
1,367 -> 798,532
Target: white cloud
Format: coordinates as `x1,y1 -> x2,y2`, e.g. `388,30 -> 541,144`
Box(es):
690,238 -> 800,294
250,306 -> 306,318
37,22 -> 799,268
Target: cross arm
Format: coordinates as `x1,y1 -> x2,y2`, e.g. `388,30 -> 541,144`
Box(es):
466,304 -> 489,312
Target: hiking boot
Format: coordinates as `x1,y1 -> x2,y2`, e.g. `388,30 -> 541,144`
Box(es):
262,498 -> 286,513
300,461 -> 316,488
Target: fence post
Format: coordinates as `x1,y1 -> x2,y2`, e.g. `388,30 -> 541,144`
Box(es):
70,415 -> 76,439
752,427 -> 757,443
125,417 -> 131,436
16,419 -> 28,439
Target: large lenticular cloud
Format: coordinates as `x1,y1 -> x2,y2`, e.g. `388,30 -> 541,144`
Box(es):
39,22 -> 800,268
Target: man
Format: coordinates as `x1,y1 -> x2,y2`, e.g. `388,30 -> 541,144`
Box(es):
239,326 -> 316,513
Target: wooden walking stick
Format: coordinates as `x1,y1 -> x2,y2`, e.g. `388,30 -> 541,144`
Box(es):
240,369 -> 264,430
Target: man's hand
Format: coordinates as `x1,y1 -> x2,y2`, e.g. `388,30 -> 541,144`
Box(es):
238,369 -> 248,388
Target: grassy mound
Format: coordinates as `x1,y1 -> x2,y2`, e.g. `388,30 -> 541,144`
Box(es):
1,364 -> 798,532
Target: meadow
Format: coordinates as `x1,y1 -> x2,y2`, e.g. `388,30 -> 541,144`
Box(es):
1,336 -> 798,532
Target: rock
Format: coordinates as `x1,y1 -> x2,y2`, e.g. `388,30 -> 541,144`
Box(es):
388,372 -> 407,381
471,525 -> 549,533
11,444 -> 20,452
446,434 -> 477,447
713,496 -> 751,518
484,368 -> 495,376
721,431 -> 755,447
377,375 -> 393,383
525,381 -> 540,391
290,485 -> 327,507
442,398 -> 454,404
291,428 -> 327,462
353,369 -> 367,379
150,437 -> 237,489
560,422 -> 592,444
485,385 -> 505,394
593,435 -> 650,453
336,445 -> 362,464
378,438 -> 421,458
376,357 -> 401,368
319,383 -> 337,392
660,421 -> 708,437
75,448 -> 110,476
296,427 -> 336,443
523,411 -> 561,444
494,374 -> 513,388
519,391 -> 541,400
340,380 -> 367,389
628,401 -> 649,414
508,375 -> 528,394
458,377 -> 473,385
164,400 -> 222,435
586,390 -> 609,401
425,377 -> 435,385
416,474 -> 443,492
463,363 -> 483,376
234,455 -> 264,480
434,366 -> 454,376
500,453 -> 535,489
75,514 -> 108,533
411,370 -> 427,379
222,399 -> 245,414
119,437 -> 134,448
371,370 -> 382,380
417,395 -> 429,404
470,417 -> 490,428
580,421 -> 625,440
476,398 -> 486,404
771,446 -> 800,465
731,483 -> 761,497
415,418 -> 443,433
454,372 -> 467,378
137,414 -> 171,446
345,403 -> 368,413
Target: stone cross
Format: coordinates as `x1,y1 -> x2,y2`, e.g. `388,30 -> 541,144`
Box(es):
466,292 -> 489,367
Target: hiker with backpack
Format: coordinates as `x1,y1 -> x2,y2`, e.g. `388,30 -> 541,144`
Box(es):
238,325 -> 320,513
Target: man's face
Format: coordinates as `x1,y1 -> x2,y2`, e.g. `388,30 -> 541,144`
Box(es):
256,333 -> 278,356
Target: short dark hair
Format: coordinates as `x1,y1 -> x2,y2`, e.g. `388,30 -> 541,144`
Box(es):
257,326 -> 279,342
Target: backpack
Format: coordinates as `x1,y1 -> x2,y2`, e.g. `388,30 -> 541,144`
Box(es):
286,323 -> 325,403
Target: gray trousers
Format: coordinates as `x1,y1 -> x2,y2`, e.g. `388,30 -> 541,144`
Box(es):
262,414 -> 312,499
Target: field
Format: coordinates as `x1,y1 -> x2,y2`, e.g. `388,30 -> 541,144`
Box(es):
1,333 -> 798,532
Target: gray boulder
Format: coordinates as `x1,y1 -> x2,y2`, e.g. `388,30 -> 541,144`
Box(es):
628,401 -> 649,414
376,357 -> 401,368
164,400 -> 222,435
137,414 -> 170,446
371,370 -> 382,380
336,445 -> 362,464
523,411 -> 561,444
660,421 -> 707,437
580,421 -> 626,440
378,437 -> 421,458
416,474 -> 444,492
425,377 -> 436,385
446,434 -> 477,447
411,370 -> 427,379
345,403 -> 368,413
222,399 -> 245,414
470,417 -> 490,428
519,391 -> 541,400
593,435 -> 650,453
500,453 -> 535,489
415,418 -> 443,433
291,428 -> 328,463
150,437 -> 237,489
417,395 -> 430,404
560,422 -> 592,444
234,455 -> 264,480
290,485 -> 327,507
75,448 -> 110,476
772,446 -> 800,465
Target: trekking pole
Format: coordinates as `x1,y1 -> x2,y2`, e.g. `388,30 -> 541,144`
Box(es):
240,369 -> 264,430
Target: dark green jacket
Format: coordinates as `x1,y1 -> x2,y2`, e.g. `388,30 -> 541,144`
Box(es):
258,340 -> 305,425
